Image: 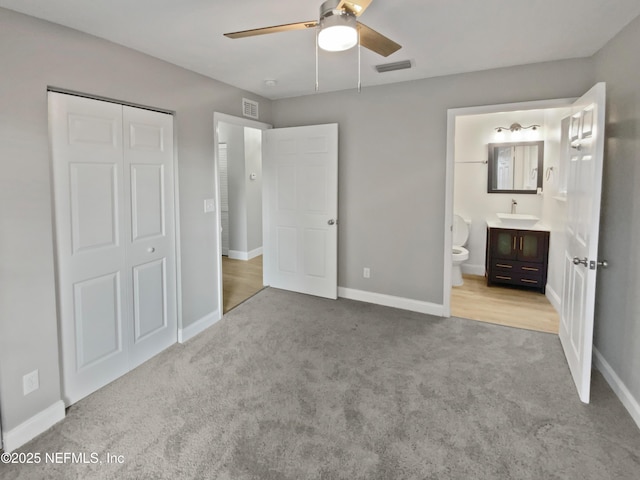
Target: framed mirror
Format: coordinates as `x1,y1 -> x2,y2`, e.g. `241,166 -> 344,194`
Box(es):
487,141 -> 544,194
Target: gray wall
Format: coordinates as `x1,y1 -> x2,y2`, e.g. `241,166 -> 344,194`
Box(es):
0,8 -> 272,432
272,59 -> 594,303
593,14 -> 640,403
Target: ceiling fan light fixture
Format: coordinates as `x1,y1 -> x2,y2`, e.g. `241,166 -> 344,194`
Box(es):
317,10 -> 358,52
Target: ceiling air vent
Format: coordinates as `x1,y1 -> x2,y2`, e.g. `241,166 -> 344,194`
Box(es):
242,98 -> 259,119
375,60 -> 412,73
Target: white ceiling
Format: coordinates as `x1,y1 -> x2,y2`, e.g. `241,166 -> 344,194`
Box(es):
2,0 -> 640,99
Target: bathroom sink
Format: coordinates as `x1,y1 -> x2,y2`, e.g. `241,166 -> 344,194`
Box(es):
496,213 -> 540,227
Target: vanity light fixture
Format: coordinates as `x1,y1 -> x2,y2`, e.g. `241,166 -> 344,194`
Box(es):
495,122 -> 540,133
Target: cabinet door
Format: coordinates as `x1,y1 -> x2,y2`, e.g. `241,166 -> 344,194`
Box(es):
517,231 -> 548,263
490,229 -> 518,260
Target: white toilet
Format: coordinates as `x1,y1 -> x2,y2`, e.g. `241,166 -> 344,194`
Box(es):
452,215 -> 470,287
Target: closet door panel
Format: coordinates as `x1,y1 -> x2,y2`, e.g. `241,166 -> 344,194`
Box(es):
50,93 -> 129,405
133,259 -> 167,341
123,106 -> 177,369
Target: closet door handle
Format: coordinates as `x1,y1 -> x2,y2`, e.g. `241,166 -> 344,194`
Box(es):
512,237 -> 516,250
520,237 -> 523,251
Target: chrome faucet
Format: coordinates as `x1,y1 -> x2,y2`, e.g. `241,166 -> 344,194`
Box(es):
511,199 -> 518,214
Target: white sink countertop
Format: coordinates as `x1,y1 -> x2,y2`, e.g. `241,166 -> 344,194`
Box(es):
495,213 -> 539,223
486,218 -> 551,232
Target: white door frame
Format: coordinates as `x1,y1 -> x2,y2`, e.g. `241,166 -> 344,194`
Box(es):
212,113 -> 272,319
443,97 -> 576,316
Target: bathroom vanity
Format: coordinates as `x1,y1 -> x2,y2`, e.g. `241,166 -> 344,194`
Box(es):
485,221 -> 550,293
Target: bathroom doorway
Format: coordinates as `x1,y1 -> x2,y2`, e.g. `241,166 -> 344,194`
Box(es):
214,113 -> 271,313
444,99 -> 573,333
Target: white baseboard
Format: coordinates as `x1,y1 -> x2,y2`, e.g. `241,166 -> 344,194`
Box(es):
2,400 -> 65,452
593,348 -> 640,430
178,310 -> 221,343
545,284 -> 562,315
461,264 -> 485,276
228,247 -> 263,261
338,287 -> 445,317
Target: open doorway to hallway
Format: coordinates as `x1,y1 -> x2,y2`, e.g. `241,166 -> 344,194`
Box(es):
215,113 -> 271,314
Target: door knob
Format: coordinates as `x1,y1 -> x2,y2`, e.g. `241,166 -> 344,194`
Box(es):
572,257 -> 588,266
327,219 -> 336,225
147,247 -> 155,253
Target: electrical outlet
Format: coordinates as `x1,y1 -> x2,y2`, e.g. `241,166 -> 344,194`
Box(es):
23,369 -> 39,396
363,267 -> 371,279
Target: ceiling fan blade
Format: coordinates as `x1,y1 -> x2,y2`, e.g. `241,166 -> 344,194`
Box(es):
357,22 -> 401,57
224,21 -> 318,39
337,0 -> 373,16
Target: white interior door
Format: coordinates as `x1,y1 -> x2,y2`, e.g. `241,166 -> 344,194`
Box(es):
123,105 -> 177,369
559,82 -> 606,403
263,124 -> 338,299
50,93 -> 177,405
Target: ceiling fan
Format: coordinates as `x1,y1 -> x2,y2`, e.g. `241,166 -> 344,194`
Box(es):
224,0 -> 401,57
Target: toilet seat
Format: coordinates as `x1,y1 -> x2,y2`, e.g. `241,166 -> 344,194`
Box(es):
452,246 -> 469,261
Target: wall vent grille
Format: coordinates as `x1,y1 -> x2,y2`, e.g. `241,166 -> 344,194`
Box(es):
375,60 -> 412,73
242,98 -> 259,119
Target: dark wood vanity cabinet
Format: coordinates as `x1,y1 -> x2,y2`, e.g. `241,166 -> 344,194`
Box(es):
485,227 -> 549,293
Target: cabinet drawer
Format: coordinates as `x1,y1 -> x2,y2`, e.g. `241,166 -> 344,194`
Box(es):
490,259 -> 543,275
489,271 -> 544,287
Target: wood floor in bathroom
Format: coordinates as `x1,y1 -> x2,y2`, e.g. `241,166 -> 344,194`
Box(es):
451,274 -> 560,334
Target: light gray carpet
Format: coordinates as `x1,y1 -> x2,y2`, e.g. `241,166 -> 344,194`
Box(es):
3,288 -> 639,479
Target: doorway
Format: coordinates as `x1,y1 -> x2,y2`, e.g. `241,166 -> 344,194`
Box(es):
214,113 -> 271,313
444,99 -> 574,333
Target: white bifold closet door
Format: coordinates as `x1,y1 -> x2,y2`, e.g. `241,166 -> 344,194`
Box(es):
49,92 -> 177,405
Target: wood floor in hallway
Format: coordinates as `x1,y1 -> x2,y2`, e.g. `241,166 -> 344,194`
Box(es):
451,274 -> 559,334
222,255 -> 264,313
